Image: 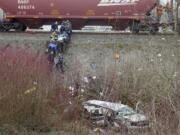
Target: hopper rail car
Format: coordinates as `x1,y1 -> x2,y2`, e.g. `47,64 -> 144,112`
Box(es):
0,0 -> 158,33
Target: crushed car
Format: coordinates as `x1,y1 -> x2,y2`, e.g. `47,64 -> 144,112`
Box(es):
82,100 -> 150,130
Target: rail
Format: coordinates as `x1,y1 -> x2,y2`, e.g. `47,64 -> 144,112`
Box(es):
0,30 -> 176,36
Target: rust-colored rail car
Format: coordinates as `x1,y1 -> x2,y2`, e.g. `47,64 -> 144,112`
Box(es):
0,0 -> 156,31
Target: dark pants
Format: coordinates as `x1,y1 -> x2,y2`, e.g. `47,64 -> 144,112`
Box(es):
56,62 -> 64,73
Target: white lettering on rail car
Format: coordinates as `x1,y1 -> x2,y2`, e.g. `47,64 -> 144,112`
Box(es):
18,5 -> 35,10
98,0 -> 139,6
17,0 -> 35,10
18,0 -> 29,4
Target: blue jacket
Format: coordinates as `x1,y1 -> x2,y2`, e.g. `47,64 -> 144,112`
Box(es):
48,43 -> 58,52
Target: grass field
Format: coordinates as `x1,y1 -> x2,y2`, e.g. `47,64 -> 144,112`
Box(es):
0,33 -> 180,134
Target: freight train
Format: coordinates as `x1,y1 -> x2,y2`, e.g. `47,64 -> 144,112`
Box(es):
0,0 -> 157,32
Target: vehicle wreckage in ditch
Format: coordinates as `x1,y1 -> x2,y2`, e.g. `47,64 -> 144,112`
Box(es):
82,100 -> 150,130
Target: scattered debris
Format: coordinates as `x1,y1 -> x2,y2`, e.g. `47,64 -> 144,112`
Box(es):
81,88 -> 85,93
150,58 -> 154,62
24,82 -> 38,95
137,68 -> 143,71
92,76 -> 97,80
99,92 -> 104,97
69,101 -> 72,105
114,53 -> 120,60
173,72 -> 178,78
157,53 -> 162,57
33,81 -> 38,85
90,63 -> 97,70
68,86 -> 75,96
158,27 -> 163,33
93,128 -> 107,134
69,86 -> 75,91
117,72 -> 122,76
83,76 -> 89,83
166,27 -> 173,33
82,75 -> 97,83
24,86 -> 37,95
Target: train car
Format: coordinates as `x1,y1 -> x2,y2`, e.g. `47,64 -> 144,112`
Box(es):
0,0 -> 157,31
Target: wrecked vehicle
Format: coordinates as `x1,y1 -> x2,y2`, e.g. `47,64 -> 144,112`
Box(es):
82,100 -> 149,130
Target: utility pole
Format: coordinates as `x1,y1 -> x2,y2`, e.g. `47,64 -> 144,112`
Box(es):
171,0 -> 174,29
171,0 -> 174,18
171,0 -> 174,8
175,0 -> 180,32
157,0 -> 160,5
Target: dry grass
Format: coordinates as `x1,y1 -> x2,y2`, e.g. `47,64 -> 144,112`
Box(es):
0,45 -> 53,128
0,39 -> 180,135
66,39 -> 180,134
0,45 -> 91,135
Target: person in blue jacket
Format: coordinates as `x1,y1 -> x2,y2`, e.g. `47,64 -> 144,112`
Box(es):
47,40 -> 59,63
51,21 -> 58,32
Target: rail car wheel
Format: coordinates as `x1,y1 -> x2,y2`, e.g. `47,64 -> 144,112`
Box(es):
149,25 -> 158,34
15,23 -> 27,31
130,20 -> 140,34
0,25 -> 5,31
149,26 -> 157,34
22,25 -> 27,31
0,23 -> 12,31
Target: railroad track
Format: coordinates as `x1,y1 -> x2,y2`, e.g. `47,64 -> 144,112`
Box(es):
0,30 -> 176,36
72,30 -> 175,35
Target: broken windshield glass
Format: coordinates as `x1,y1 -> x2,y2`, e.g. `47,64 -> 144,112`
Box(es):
117,107 -> 136,116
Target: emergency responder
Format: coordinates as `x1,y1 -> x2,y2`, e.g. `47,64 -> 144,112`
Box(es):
156,4 -> 164,23
50,31 -> 58,41
66,20 -> 72,30
46,39 -> 60,63
65,20 -> 72,38
60,21 -> 66,34
51,21 -> 58,32
56,53 -> 64,73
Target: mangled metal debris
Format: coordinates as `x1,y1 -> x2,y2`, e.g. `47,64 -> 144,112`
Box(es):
90,63 -> 97,70
82,100 -> 150,130
82,75 -> 97,83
